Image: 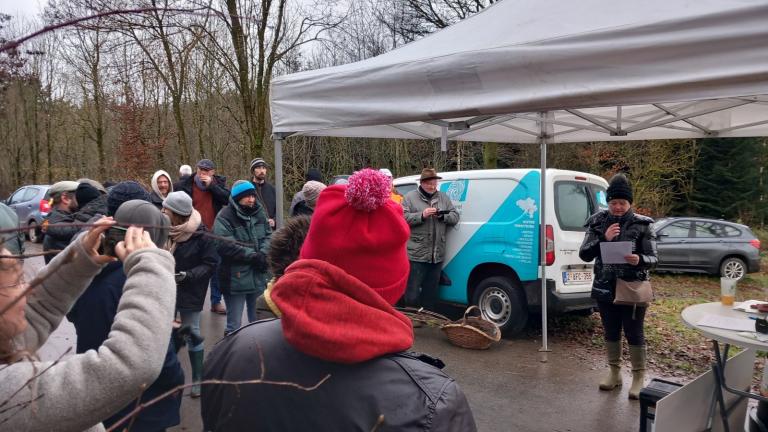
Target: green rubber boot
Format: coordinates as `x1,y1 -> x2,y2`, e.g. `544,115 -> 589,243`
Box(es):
599,341 -> 623,391
629,345 -> 647,400
189,349 -> 204,398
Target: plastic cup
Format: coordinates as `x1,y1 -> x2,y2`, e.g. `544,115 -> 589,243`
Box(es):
721,277 -> 737,306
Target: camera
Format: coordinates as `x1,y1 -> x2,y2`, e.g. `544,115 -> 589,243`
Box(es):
102,226 -> 127,257
437,210 -> 451,215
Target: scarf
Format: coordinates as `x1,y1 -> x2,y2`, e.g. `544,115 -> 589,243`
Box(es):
194,175 -> 210,191
167,210 -> 202,254
418,186 -> 436,200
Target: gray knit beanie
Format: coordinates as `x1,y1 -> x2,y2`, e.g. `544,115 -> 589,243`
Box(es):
302,181 -> 327,208
163,191 -> 193,217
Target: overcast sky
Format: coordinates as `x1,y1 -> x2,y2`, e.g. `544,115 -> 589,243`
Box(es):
0,0 -> 45,20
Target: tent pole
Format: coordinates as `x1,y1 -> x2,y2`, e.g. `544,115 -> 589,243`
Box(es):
274,137 -> 284,229
441,126 -> 448,152
539,112 -> 551,356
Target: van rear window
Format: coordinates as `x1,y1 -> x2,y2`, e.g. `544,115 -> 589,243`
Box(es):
555,182 -> 604,231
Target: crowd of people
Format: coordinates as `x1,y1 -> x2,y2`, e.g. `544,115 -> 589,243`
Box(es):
0,159 -> 655,430
0,160 -> 476,431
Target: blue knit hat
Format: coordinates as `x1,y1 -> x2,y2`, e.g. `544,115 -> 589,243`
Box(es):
231,180 -> 256,202
107,181 -> 150,216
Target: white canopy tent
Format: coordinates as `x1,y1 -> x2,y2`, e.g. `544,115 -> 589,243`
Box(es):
268,0 -> 768,351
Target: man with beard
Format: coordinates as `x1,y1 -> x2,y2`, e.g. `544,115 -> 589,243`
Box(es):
175,159 -> 230,314
214,180 -> 271,336
149,170 -> 174,209
249,158 -> 276,230
43,181 -> 80,263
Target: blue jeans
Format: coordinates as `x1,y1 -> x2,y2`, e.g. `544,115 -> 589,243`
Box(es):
179,310 -> 203,352
210,265 -> 222,305
223,292 -> 258,335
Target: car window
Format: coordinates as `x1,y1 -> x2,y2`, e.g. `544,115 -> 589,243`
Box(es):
8,188 -> 27,205
722,225 -> 742,237
590,184 -> 608,211
21,187 -> 39,202
395,183 -> 417,197
659,221 -> 691,238
555,182 -> 591,232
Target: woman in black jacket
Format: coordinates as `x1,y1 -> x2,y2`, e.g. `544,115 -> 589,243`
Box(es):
162,191 -> 218,398
579,174 -> 657,400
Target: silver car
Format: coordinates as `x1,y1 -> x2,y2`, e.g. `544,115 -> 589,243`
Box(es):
653,217 -> 761,280
4,185 -> 51,243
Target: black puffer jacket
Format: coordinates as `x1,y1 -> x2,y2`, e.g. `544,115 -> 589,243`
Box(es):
173,225 -> 219,311
43,208 -> 78,263
74,194 -> 108,222
579,209 -> 658,303
202,319 -> 477,432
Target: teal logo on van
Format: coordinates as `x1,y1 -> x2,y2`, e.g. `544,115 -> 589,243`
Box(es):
596,190 -> 607,207
439,171 -> 540,304
440,180 -> 469,202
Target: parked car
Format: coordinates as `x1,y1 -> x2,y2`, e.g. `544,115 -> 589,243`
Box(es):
329,175 -> 350,185
653,217 -> 760,280
4,185 -> 51,243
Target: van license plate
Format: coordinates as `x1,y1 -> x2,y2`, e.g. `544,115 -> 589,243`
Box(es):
562,271 -> 593,284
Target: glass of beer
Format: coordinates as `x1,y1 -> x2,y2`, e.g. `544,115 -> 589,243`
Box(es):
720,277 -> 737,306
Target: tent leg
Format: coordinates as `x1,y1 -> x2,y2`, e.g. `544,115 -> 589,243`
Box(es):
539,113 -> 551,357
274,137 -> 284,229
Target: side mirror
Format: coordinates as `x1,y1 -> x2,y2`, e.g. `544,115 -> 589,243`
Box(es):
656,232 -> 668,238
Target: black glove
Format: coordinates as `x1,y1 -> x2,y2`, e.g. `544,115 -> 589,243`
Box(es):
252,252 -> 268,272
174,271 -> 187,283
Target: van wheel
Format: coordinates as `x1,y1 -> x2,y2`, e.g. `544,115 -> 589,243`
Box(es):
720,257 -> 746,281
472,276 -> 528,335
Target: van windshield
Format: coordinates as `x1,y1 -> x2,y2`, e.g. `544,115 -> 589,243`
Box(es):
554,182 -> 607,231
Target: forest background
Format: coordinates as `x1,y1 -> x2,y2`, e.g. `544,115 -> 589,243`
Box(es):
0,0 -> 766,225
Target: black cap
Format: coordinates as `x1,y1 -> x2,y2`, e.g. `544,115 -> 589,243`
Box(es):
250,158 -> 269,172
606,174 -> 633,204
197,159 -> 216,170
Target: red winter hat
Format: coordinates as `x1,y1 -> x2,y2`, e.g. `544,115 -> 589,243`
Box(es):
299,168 -> 410,304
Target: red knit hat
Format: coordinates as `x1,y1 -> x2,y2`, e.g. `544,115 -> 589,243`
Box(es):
299,168 -> 410,305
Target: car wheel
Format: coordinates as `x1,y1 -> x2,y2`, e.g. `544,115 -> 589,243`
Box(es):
472,276 -> 528,335
720,257 -> 746,280
28,221 -> 41,243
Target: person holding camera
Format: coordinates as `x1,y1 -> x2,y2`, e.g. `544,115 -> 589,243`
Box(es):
0,203 -> 179,431
214,180 -> 272,336
401,168 -> 459,311
161,191 -> 218,398
66,186 -> 184,431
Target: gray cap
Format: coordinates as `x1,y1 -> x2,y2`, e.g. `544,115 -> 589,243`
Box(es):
77,178 -> 107,194
49,181 -> 80,196
0,203 -> 23,255
114,200 -> 169,249
163,191 -> 193,217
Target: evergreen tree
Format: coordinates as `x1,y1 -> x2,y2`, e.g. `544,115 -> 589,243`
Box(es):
688,138 -> 767,224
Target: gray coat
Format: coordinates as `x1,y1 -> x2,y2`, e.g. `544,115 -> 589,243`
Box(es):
1,237 -> 176,431
402,188 -> 459,263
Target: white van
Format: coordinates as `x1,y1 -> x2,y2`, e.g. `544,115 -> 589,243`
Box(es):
395,169 -> 609,334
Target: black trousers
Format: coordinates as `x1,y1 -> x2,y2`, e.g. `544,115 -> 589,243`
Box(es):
404,261 -> 442,311
597,300 -> 646,346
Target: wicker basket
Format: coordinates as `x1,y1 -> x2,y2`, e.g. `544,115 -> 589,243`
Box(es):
441,306 -> 501,350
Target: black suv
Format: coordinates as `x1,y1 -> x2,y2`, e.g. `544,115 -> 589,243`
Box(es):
652,217 -> 761,280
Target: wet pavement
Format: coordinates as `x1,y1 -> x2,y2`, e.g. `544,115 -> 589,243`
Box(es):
28,242 -> 640,432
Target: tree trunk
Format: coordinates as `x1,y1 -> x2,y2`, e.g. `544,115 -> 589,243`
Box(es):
483,142 -> 498,169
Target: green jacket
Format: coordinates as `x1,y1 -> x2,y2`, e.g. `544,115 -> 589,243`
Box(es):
402,188 -> 459,263
214,196 -> 272,295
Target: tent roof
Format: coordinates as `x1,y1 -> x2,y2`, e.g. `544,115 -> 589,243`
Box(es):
270,0 -> 768,143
